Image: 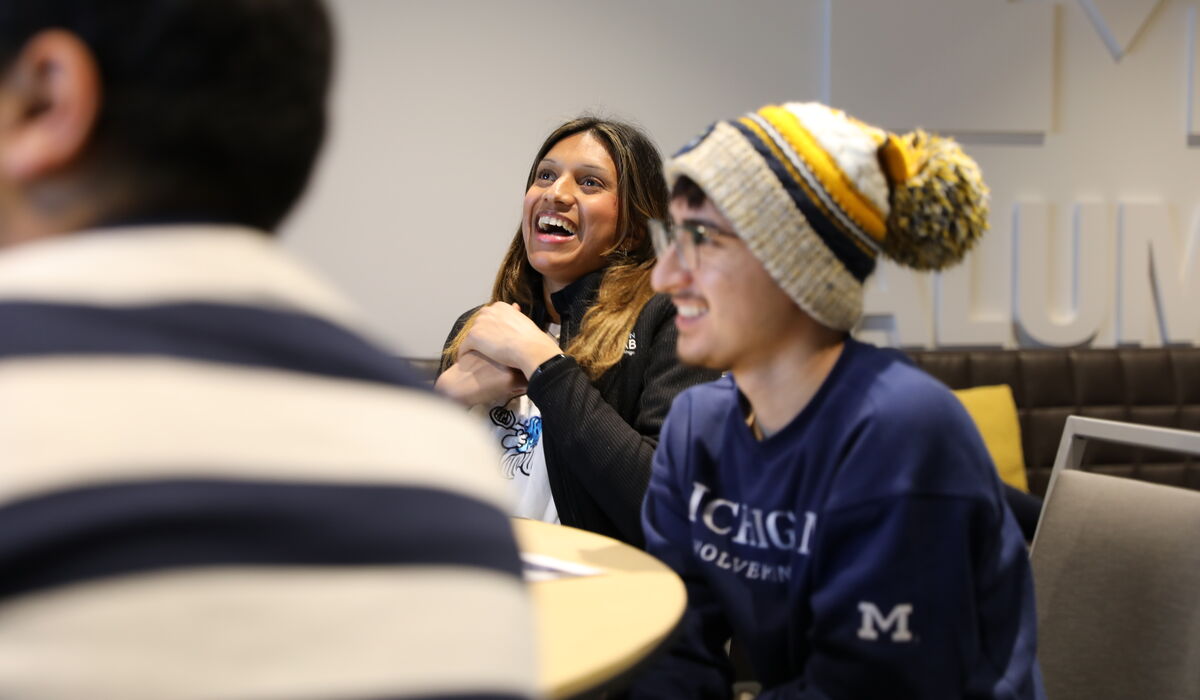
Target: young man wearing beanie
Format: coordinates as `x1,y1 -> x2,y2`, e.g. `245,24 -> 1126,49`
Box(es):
629,103 -> 1044,698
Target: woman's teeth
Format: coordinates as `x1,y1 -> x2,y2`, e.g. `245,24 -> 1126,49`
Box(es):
676,304 -> 706,319
537,215 -> 576,236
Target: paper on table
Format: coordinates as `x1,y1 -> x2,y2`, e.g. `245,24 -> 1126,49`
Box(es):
521,552 -> 603,582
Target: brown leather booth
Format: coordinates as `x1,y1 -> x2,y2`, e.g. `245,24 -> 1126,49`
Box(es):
410,347 -> 1200,499
907,347 -> 1200,497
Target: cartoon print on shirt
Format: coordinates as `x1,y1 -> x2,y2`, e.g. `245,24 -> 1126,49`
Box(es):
489,405 -> 543,479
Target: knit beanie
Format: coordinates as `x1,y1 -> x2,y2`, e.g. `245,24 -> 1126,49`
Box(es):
666,102 -> 989,331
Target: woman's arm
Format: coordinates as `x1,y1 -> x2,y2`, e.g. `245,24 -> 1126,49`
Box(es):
436,307 -> 477,377
455,301 -> 561,378
435,350 -> 527,407
435,305 -> 531,407
526,297 -> 721,544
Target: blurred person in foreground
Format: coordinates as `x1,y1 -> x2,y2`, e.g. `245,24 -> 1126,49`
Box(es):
627,102 -> 1045,698
0,2 -> 535,698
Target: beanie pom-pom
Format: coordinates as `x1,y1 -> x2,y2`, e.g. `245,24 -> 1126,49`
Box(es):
883,131 -> 989,271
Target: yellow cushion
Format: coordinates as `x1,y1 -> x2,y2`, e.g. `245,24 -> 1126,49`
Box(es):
952,384 -> 1029,492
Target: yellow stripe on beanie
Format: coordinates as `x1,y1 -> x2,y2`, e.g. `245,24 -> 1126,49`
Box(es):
756,104 -> 888,242
737,116 -> 876,259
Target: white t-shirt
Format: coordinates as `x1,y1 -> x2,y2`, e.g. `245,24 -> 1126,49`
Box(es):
472,323 -> 560,524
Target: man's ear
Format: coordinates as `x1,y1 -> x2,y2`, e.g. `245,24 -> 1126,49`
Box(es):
0,30 -> 100,183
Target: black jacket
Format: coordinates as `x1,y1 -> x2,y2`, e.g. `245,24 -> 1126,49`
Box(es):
441,271 -> 720,546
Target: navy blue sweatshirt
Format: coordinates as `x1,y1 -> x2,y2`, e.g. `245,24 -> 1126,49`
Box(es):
633,339 -> 1044,699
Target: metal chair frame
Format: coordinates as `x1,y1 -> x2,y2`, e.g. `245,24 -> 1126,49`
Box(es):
1031,415 -> 1200,550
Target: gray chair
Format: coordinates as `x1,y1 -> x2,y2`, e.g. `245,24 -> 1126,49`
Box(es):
1031,416 -> 1200,700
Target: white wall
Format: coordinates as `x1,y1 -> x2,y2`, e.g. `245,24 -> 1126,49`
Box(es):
282,0 -> 1200,356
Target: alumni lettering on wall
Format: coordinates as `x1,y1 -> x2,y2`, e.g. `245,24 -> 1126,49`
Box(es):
861,200 -> 1200,349
836,2 -> 1200,352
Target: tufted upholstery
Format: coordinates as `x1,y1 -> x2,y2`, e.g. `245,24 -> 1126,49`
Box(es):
907,347 -> 1200,497
410,349 -> 1200,498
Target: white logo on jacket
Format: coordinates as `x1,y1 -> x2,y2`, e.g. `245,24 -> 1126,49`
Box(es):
856,602 -> 914,642
688,481 -> 818,554
625,331 -> 637,356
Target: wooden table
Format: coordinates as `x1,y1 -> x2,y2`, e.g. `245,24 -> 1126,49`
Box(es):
513,519 -> 686,699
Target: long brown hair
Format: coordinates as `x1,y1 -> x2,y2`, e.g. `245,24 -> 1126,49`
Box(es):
443,117 -> 667,380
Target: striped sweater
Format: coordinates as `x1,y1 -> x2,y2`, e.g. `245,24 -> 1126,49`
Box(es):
0,225 -> 536,700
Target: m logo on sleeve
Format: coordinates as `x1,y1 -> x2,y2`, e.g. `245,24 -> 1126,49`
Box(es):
856,602 -> 914,642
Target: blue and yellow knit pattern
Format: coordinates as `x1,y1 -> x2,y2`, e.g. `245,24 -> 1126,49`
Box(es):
668,102 -> 988,331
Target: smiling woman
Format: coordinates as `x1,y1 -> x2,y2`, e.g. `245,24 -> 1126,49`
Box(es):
436,117 -> 720,546
522,131 -> 620,292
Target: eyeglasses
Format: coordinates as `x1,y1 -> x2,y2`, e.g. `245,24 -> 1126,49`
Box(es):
648,219 -> 732,271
